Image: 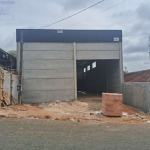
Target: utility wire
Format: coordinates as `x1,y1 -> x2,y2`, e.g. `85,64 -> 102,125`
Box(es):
39,0 -> 105,29
66,0 -> 127,29
23,0 -> 127,41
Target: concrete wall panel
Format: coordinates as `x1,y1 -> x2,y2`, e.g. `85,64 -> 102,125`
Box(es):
107,60 -> 120,68
23,79 -> 74,91
77,51 -> 119,60
107,67 -> 120,78
23,69 -> 74,79
107,69 -> 120,78
22,43 -> 74,102
107,87 -> 121,93
107,60 -> 121,93
83,60 -> 107,94
108,78 -> 120,88
24,43 -> 73,51
123,83 -> 150,113
12,75 -> 18,100
22,90 -> 74,103
23,60 -> 73,70
76,43 -> 120,51
23,50 -> 73,60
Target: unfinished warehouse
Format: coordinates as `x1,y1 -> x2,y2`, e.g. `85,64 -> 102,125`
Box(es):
16,29 -> 123,103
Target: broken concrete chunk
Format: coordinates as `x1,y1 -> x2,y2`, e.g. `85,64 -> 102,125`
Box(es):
138,116 -> 146,119
122,112 -> 128,116
26,116 -> 35,119
69,118 -> 75,122
147,120 -> 150,124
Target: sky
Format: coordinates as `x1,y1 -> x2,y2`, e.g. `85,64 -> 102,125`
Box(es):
0,0 -> 150,72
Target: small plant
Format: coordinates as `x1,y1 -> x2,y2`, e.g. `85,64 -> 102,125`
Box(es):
8,50 -> 17,58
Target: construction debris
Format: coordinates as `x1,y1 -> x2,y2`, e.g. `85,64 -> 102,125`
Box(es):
69,118 -> 75,122
0,68 -> 4,106
3,92 -> 10,105
0,99 -> 150,124
146,120 -> 150,124
0,67 -> 18,107
122,112 -> 128,116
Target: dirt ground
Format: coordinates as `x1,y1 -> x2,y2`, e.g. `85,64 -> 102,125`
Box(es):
0,94 -> 150,124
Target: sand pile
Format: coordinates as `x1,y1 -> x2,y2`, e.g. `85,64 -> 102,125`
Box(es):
42,100 -> 89,113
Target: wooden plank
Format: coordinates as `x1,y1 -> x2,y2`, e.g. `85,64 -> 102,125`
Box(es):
0,68 -> 4,106
3,92 -> 10,105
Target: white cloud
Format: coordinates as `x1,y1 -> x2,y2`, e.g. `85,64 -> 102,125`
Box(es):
0,0 -> 150,72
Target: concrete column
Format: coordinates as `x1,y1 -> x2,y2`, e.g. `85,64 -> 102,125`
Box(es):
119,42 -> 124,93
17,42 -> 20,73
106,60 -> 109,92
73,43 -> 77,100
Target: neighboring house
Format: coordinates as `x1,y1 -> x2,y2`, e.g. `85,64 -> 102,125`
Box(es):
124,69 -> 150,82
16,29 -> 123,103
0,48 -> 16,70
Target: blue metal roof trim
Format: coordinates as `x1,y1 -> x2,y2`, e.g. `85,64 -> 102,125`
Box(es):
16,29 -> 122,43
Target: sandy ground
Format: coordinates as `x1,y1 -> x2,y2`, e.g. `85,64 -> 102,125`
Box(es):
0,95 -> 150,124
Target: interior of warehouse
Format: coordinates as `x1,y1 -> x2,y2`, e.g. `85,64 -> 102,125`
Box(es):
77,59 -> 121,99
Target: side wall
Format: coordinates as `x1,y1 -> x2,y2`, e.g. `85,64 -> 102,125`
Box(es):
3,72 -> 10,99
22,43 -> 75,102
107,60 -> 121,93
123,83 -> 150,113
3,71 -> 18,103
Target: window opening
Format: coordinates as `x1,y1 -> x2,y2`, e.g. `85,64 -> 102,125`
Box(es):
92,62 -> 96,68
87,65 -> 90,71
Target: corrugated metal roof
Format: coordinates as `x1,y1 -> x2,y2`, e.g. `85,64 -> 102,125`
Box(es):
16,29 -> 122,43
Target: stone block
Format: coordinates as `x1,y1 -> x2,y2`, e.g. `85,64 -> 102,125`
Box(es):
102,93 -> 122,117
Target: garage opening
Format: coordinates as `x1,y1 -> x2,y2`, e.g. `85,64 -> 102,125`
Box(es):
77,60 -> 120,101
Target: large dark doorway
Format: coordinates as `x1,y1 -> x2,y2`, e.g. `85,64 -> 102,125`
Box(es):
77,60 -> 120,101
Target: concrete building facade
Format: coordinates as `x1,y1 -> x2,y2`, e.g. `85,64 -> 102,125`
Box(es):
16,29 -> 123,103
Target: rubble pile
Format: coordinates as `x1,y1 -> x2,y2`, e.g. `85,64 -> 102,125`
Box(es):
0,99 -> 150,124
